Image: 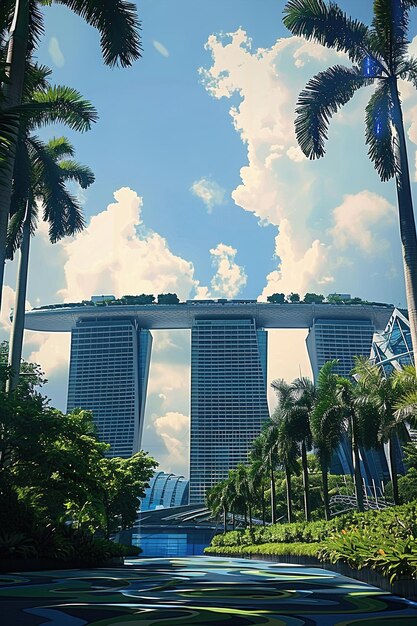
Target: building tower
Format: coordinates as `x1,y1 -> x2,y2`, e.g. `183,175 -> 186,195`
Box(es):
306,316 -> 389,488
189,318 -> 270,503
67,318 -> 152,457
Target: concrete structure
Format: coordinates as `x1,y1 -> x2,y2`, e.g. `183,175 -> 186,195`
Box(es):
190,318 -> 269,503
306,318 -> 376,380
67,319 -> 152,457
26,299 -> 394,500
141,472 -> 189,511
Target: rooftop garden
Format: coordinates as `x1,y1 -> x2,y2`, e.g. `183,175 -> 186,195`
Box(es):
33,292 -> 394,311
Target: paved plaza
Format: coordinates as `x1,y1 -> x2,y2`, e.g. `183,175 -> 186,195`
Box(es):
1,556 -> 417,625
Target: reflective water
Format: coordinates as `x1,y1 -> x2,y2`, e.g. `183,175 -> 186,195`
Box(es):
2,556 -> 417,625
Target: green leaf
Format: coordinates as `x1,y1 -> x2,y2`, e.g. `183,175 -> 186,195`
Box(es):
295,65 -> 368,159
55,0 -> 142,67
283,0 -> 369,64
365,82 -> 395,181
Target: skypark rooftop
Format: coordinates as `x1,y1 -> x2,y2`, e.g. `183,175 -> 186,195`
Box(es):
25,300 -> 395,332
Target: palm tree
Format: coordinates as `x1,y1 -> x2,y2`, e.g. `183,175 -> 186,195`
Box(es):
251,427 -> 280,524
206,478 -> 235,533
271,377 -> 314,521
310,360 -> 344,520
6,67 -> 96,390
353,357 -> 414,505
234,463 -> 254,530
270,394 -> 299,523
283,0 -> 417,358
0,0 -> 141,311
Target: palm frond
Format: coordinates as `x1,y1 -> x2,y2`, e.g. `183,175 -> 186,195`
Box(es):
365,82 -> 395,181
397,56 -> 417,88
56,159 -> 95,188
45,136 -> 75,160
56,0 -> 142,67
372,0 -> 409,68
28,136 -> 86,242
295,65 -> 368,158
283,0 -> 369,64
30,86 -> 98,132
0,0 -> 14,48
22,63 -> 52,100
27,0 -> 45,55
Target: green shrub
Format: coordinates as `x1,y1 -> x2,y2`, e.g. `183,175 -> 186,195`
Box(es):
205,542 -> 321,558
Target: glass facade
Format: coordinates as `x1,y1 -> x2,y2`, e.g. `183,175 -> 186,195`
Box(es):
306,318 -> 376,379
306,317 -> 390,488
189,318 -> 269,504
141,472 -> 189,511
67,319 -> 152,457
371,309 -> 413,374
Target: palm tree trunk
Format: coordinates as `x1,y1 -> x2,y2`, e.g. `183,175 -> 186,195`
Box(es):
0,0 -> 29,313
285,465 -> 293,523
270,452 -> 277,524
301,439 -> 310,521
261,489 -> 266,526
388,433 -> 399,505
351,420 -> 364,512
321,457 -> 331,521
7,200 -> 30,391
391,81 -> 417,361
223,505 -> 227,534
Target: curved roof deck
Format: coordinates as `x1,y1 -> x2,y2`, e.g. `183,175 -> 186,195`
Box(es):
25,301 -> 395,332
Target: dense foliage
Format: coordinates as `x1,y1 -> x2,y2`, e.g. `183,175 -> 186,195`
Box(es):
0,350 -> 157,562
207,501 -> 417,581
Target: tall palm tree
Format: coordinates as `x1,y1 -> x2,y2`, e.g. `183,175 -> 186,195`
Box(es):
251,426 -> 280,524
234,463 -> 254,530
206,478 -> 235,533
270,392 -> 299,523
310,360 -> 344,520
283,0 -> 417,358
7,137 -> 94,390
271,377 -> 314,521
353,357 -> 413,505
0,0 -> 141,311
5,67 -> 96,390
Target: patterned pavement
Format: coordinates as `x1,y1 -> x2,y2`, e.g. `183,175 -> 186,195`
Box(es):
1,556 -> 417,625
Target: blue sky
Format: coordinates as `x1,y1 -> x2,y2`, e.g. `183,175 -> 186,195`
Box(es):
3,0 -> 417,475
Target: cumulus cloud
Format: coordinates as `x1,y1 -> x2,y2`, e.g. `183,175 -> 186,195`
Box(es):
190,177 -> 226,212
153,40 -> 170,58
260,219 -> 330,300
196,243 -> 247,299
48,36 -> 65,68
330,191 -> 396,253
58,187 -> 198,302
152,412 -> 189,476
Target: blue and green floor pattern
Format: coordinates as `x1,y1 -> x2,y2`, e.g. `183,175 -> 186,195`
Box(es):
1,556 -> 417,625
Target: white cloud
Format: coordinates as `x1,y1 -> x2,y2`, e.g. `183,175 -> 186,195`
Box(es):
190,177 -> 226,212
259,219 -> 330,300
153,40 -> 170,58
286,145 -> 306,162
330,190 -> 396,253
151,411 -> 189,476
48,36 -> 65,68
196,243 -> 246,299
26,331 -> 69,377
1,285 -> 18,330
57,187 -> 198,302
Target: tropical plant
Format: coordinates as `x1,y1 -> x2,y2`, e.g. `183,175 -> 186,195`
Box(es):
6,67 -> 96,390
353,357 -> 416,504
271,377 -> 314,521
251,427 -> 280,524
270,400 -> 300,523
283,0 -> 417,358
0,0 -> 142,311
310,360 -> 344,520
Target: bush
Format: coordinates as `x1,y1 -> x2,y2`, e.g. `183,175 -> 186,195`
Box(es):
205,542 -> 320,558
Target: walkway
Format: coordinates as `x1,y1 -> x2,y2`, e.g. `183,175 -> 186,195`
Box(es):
1,556 -> 417,625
